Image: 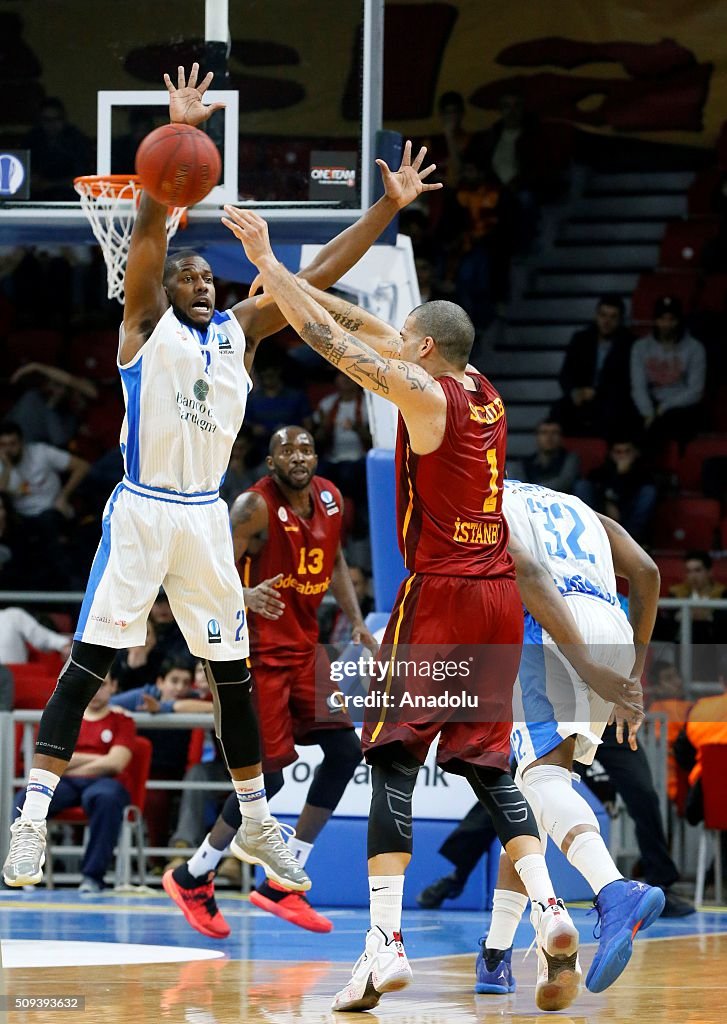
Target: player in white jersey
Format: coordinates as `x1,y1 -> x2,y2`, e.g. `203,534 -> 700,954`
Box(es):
475,480 -> 665,1003
3,63 -> 442,892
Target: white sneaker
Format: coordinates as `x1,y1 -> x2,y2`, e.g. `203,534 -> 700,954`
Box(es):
332,927 -> 413,1012
531,898 -> 582,1011
3,818 -> 47,887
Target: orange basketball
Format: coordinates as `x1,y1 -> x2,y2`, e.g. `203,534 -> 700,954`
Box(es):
135,123 -> 221,207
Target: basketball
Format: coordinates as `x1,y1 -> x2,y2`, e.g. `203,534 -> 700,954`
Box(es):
135,123 -> 221,207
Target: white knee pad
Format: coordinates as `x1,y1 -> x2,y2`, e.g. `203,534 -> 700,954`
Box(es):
519,764 -> 599,851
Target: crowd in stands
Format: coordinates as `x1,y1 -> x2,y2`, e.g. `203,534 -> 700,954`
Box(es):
1,86 -> 727,896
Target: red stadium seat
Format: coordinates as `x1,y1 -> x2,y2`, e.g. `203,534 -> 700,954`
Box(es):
654,555 -> 686,596
7,329 -> 63,372
68,329 -> 120,380
659,221 -> 718,271
694,744 -> 727,904
676,436 -> 727,490
9,663 -> 58,710
653,497 -> 721,550
687,168 -> 723,218
561,437 -> 607,477
695,273 -> 727,314
630,273 -> 697,328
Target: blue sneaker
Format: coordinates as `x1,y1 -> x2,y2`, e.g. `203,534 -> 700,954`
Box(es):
474,941 -> 516,994
586,879 -> 666,993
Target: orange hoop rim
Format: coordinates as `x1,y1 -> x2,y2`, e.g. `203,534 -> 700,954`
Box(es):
73,174 -> 141,198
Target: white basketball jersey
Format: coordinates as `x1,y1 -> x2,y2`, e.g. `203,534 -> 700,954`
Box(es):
503,480 -> 619,607
118,306 -> 251,493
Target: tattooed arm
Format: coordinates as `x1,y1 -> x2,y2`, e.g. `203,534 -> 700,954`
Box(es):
222,208 -> 446,452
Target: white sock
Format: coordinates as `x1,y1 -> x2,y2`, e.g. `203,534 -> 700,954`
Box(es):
567,831 -> 622,894
21,769 -> 60,822
234,774 -> 270,822
514,854 -> 556,906
486,888 -> 530,950
287,837 -> 313,868
369,874 -> 404,937
187,835 -> 226,879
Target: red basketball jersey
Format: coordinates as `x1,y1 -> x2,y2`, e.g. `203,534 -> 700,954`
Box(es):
241,475 -> 343,662
395,372 -> 514,577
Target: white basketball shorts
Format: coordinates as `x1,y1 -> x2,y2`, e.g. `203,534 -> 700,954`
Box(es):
74,477 -> 249,660
510,594 -> 635,772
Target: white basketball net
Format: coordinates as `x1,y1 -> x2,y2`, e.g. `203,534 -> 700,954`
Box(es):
74,176 -> 186,304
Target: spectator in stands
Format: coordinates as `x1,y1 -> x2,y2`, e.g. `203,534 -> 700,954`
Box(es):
486,91 -> 540,253
520,420 -> 580,492
19,670 -> 136,893
0,606 -> 71,664
677,684 -> 727,826
220,428 -> 263,508
551,296 -> 635,438
148,589 -> 191,663
314,372 -> 371,484
112,621 -> 158,693
630,296 -> 706,451
669,551 -> 727,680
246,362 -> 312,459
111,656 -> 210,867
646,661 -> 691,809
9,362 -> 98,448
434,91 -> 487,190
575,438 -> 657,543
0,491 -> 23,588
0,420 -> 90,588
23,97 -> 93,201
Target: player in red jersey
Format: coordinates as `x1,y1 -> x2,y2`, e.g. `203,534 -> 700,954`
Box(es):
164,425 -> 376,936
224,210 -> 642,1012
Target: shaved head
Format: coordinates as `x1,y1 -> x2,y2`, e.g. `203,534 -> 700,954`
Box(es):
269,425 -> 315,455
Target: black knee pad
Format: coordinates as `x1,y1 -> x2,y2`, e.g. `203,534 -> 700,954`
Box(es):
36,641 -> 116,761
204,660 -> 261,770
306,729 -> 362,811
466,764 -> 539,846
367,744 -> 420,859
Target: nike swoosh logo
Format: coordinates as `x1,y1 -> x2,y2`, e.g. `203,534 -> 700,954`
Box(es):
371,886 -> 388,892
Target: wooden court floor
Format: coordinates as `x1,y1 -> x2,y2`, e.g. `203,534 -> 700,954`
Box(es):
1,934 -> 725,1024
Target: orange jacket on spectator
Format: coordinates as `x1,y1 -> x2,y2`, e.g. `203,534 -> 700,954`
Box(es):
685,693 -> 727,786
649,698 -> 692,801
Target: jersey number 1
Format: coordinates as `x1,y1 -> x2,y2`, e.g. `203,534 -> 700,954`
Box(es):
483,448 -> 499,513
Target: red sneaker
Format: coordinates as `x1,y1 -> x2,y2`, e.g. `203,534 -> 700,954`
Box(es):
162,868 -> 231,939
249,879 -> 333,933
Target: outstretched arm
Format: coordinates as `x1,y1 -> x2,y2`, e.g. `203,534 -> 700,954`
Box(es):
223,210 -> 445,443
227,140 -> 441,361
121,64 -> 225,363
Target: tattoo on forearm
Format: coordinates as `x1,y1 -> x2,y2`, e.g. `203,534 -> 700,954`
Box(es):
328,304 -> 364,334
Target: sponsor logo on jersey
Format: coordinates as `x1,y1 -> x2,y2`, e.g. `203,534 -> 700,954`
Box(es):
176,391 -> 217,433
274,573 -> 331,596
468,395 -> 504,425
114,619 -> 128,628
217,333 -> 234,353
101,729 -> 113,744
193,378 -> 210,402
558,574 -> 618,606
452,518 -> 501,545
320,489 -> 340,516
207,618 -> 222,644
278,506 -> 289,522
90,613 -> 112,625
284,525 -> 300,532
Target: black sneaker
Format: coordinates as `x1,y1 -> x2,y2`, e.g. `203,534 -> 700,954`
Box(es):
660,888 -> 695,917
416,872 -> 464,909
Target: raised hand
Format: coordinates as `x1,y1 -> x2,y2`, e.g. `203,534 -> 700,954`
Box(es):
221,206 -> 274,266
164,63 -> 226,127
376,139 -> 442,210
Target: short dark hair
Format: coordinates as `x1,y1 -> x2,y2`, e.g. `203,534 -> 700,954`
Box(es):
597,295 -> 624,315
269,425 -> 315,455
0,420 -> 22,439
685,550 -> 712,569
163,249 -> 210,285
438,91 -> 465,113
158,656 -> 194,679
409,300 -> 475,369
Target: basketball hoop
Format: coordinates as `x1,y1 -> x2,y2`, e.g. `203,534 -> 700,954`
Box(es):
74,175 -> 188,304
